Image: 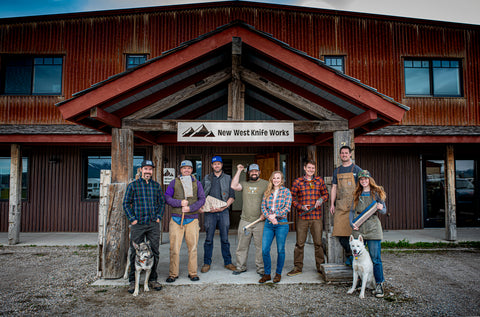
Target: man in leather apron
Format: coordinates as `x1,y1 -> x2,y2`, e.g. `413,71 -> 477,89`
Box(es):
329,146 -> 362,266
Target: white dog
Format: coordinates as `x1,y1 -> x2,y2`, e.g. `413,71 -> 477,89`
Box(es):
347,235 -> 376,299
132,241 -> 154,297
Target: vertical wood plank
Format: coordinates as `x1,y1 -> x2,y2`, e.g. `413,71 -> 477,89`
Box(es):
111,128 -> 134,183
152,144 -> 164,244
327,129 -> 354,263
97,169 -> 111,277
228,36 -> 245,120
8,144 -> 22,245
445,145 -> 457,241
103,128 -> 134,278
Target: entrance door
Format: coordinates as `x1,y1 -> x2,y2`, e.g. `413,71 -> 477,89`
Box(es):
255,153 -> 280,180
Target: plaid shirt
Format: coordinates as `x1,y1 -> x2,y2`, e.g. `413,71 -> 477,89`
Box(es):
123,178 -> 165,224
261,186 -> 292,219
291,175 -> 329,220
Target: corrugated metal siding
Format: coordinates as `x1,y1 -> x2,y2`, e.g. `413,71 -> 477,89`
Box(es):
1,5 -> 479,125
356,146 -> 423,230
0,144 -> 423,232
0,146 -> 99,232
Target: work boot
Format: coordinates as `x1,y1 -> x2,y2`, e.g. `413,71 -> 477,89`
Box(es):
232,269 -> 247,275
224,264 -> 236,271
273,274 -> 282,283
127,282 -> 135,294
148,281 -> 162,291
258,274 -> 271,283
287,267 -> 302,276
201,264 -> 210,273
375,283 -> 384,298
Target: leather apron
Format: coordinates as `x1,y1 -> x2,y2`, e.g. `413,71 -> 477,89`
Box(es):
332,165 -> 355,236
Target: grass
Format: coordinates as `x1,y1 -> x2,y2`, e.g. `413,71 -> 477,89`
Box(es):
382,239 -> 480,249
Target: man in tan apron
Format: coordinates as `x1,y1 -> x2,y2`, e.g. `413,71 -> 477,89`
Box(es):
329,146 -> 362,266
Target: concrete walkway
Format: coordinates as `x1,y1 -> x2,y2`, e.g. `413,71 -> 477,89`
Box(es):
1,228 -> 479,287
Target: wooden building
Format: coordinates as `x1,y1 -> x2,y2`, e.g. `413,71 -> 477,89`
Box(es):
1,1 -> 479,241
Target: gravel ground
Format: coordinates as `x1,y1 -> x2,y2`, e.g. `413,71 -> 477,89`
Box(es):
0,246 -> 479,316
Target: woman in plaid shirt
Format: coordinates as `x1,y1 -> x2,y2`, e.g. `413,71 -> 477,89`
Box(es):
258,171 -> 292,284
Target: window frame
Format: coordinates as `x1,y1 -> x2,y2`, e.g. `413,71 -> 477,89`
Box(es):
125,54 -> 148,70
323,55 -> 345,73
1,55 -> 63,96
81,149 -> 146,201
0,156 -> 29,201
404,58 -> 463,97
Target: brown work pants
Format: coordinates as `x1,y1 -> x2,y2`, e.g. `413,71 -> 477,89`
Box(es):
293,218 -> 324,272
169,218 -> 199,277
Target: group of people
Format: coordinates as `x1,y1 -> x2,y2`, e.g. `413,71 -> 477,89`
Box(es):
122,147 -> 387,298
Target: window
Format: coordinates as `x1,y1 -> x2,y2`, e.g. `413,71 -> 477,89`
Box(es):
324,56 -> 345,73
126,54 -> 147,70
404,59 -> 462,96
0,157 -> 28,200
84,154 -> 144,200
2,56 -> 63,95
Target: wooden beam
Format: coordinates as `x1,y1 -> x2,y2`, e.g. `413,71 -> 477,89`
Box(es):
0,135 -> 111,144
240,67 -> 343,121
125,70 -> 231,119
229,37 -> 244,120
134,131 -> 158,145
8,144 -> 22,245
355,135 -> 480,144
327,130 -> 355,264
445,145 -> 457,241
348,110 -> 377,129
111,128 -> 134,183
90,107 -> 122,128
122,119 -> 347,133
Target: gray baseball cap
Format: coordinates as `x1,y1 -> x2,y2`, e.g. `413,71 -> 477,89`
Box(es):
249,163 -> 260,171
180,160 -> 193,168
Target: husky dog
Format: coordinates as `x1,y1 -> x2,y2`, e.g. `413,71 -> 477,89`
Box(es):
347,235 -> 376,299
132,241 -> 154,296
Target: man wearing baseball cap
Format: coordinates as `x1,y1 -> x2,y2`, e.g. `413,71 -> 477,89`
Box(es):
200,155 -> 236,273
164,160 -> 206,282
231,163 -> 269,275
123,159 -> 165,293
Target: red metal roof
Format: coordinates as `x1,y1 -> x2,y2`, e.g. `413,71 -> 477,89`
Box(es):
57,21 -> 408,145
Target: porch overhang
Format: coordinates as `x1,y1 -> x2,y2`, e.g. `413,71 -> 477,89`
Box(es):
56,21 -> 408,145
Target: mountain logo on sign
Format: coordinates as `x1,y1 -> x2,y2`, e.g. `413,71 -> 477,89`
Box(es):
182,124 -> 215,137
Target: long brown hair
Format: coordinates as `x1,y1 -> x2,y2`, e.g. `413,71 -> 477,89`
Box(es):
353,176 -> 386,209
263,171 -> 285,199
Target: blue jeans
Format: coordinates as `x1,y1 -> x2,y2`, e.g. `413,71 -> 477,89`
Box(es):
262,219 -> 289,275
365,239 -> 384,283
203,209 -> 232,265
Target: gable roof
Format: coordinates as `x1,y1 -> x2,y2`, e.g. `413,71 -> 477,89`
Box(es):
56,21 -> 408,145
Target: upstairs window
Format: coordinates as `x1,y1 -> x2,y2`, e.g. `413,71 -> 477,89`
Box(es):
324,56 -> 345,73
404,59 -> 462,97
2,55 -> 63,95
126,54 -> 147,70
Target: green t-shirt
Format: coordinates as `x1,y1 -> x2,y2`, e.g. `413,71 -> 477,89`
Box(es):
240,179 -> 269,222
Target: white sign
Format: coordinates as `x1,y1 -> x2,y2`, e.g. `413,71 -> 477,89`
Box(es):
177,122 -> 294,142
163,168 -> 175,185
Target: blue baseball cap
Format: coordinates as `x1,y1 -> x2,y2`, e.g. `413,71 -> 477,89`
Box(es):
180,160 -> 193,168
212,156 -> 223,163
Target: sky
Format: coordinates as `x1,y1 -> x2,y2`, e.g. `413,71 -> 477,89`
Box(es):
0,0 -> 479,25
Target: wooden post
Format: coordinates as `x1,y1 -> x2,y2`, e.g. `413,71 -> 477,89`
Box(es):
102,128 -> 133,278
152,145 -> 164,244
327,130 -> 354,264
97,169 -> 111,277
8,144 -> 22,245
445,145 -> 457,241
228,37 -> 245,120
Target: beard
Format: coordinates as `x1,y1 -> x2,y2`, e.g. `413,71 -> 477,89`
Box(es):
250,174 -> 259,181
